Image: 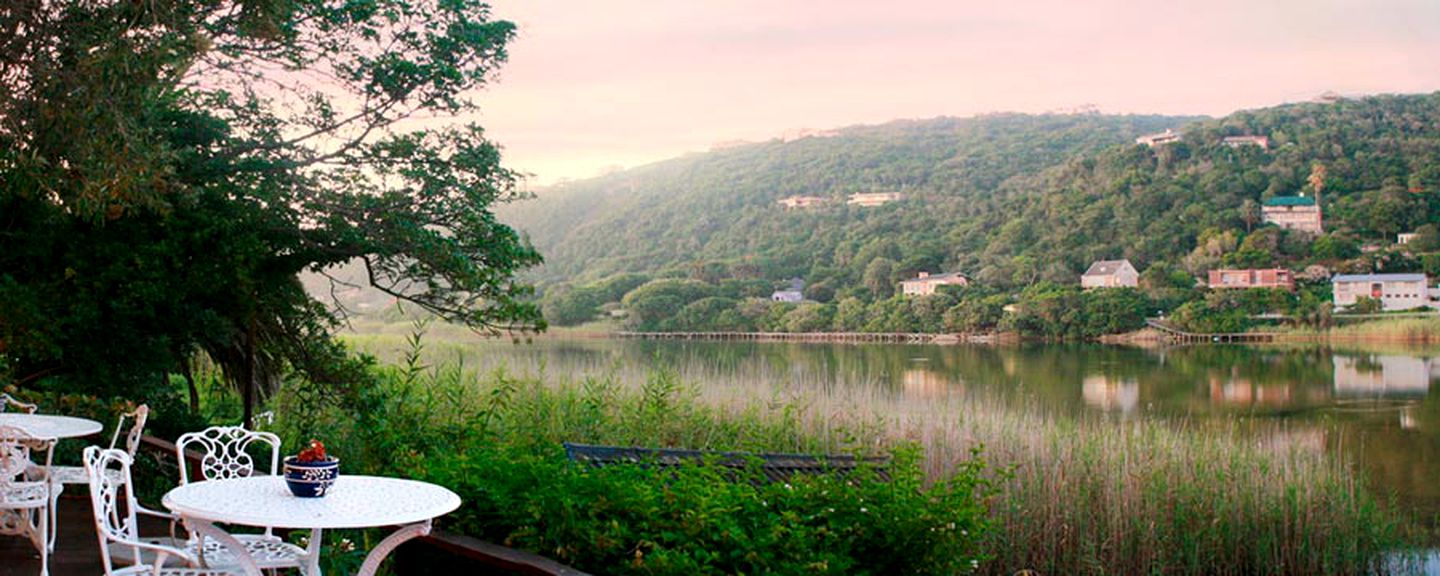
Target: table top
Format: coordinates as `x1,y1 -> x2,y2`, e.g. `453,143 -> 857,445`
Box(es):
0,413 -> 103,440
162,475 -> 461,530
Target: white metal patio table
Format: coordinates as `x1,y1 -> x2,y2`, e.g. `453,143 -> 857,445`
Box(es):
162,475 -> 461,576
0,414 -> 103,442
0,413 -> 102,552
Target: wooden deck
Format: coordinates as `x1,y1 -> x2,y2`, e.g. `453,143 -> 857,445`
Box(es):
0,496 -> 587,576
2,436 -> 589,576
0,496 -> 168,576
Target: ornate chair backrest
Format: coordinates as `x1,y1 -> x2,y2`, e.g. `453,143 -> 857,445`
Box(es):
0,424 -> 50,490
108,405 -> 150,457
84,446 -> 142,572
175,426 -> 281,485
0,393 -> 38,414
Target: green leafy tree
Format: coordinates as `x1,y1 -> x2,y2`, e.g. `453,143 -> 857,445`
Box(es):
943,296 -> 1007,333
1407,224 -> 1440,252
863,258 -> 898,299
1346,296 -> 1384,315
833,297 -> 869,332
782,303 -> 834,333
0,0 -> 541,419
620,280 -> 715,330
1312,234 -> 1360,260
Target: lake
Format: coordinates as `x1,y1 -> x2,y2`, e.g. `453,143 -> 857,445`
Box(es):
351,332 -> 1440,537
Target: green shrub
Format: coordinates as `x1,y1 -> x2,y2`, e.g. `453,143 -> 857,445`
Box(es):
426,445 -> 990,575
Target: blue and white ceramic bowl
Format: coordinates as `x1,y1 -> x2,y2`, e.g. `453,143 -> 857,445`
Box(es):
283,456 -> 339,497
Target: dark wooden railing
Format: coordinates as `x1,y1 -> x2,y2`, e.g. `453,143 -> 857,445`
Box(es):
136,435 -> 591,576
565,442 -> 891,482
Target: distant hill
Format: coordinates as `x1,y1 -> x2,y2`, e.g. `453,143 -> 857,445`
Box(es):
324,94 -> 1440,332
507,94 -> 1440,304
501,112 -> 1200,287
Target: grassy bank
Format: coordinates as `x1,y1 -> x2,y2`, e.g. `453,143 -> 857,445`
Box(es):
263,332 -> 1412,575
1319,316 -> 1440,344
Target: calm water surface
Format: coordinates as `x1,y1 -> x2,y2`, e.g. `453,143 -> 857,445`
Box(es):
362,336 -> 1440,533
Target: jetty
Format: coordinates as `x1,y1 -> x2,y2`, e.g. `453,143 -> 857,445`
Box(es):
616,331 -> 948,344
1144,319 -> 1277,344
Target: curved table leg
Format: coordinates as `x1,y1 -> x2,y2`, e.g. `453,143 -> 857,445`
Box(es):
305,527 -> 323,576
179,518 -> 266,576
356,520 -> 432,576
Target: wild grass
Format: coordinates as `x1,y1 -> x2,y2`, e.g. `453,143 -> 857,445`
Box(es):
1328,317 -> 1440,343
1276,316 -> 1440,344
297,329 -> 1414,575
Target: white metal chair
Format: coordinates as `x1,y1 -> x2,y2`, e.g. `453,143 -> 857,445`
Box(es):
0,393 -> 38,414
84,446 -> 264,576
50,404 -> 150,485
174,426 -> 305,571
41,405 -> 151,550
0,425 -> 54,576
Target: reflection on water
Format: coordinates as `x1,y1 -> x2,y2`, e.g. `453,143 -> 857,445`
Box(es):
1082,375 -> 1138,413
351,335 -> 1440,535
1334,355 -> 1432,399
1208,373 -> 1293,407
901,369 -> 953,398
1401,405 -> 1421,430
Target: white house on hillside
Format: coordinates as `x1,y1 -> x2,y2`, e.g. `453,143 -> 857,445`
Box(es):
1136,129 -> 1181,147
900,272 -> 968,296
846,192 -> 902,207
1331,273 -> 1430,311
771,278 -> 806,303
1081,260 -> 1139,289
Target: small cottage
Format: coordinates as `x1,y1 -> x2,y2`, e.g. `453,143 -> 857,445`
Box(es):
1081,260 -> 1139,289
770,278 -> 806,303
1207,268 -> 1294,291
899,272 -> 968,296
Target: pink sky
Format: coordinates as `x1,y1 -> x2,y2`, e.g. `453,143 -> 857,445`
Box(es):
470,0 -> 1440,184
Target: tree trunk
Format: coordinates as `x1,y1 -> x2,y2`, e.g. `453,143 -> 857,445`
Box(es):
242,317 -> 256,429
180,355 -> 199,414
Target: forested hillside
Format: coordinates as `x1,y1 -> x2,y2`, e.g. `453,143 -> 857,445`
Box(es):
506,94 -> 1440,335
503,113 -> 1193,283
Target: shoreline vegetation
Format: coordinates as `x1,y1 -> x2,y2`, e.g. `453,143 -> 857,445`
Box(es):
296,329 -> 1417,574
352,314 -> 1440,346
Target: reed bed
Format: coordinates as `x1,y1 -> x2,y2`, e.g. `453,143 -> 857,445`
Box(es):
327,332 -> 1412,575
1328,317 -> 1440,343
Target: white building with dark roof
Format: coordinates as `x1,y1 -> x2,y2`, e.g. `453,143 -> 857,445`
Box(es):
1081,260 -> 1139,289
899,272 -> 968,296
1136,129 -> 1181,147
771,278 -> 806,302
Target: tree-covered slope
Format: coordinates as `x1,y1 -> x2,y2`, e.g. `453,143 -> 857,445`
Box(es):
506,94 -> 1440,332
503,113 -> 1197,284
957,93 -> 1440,286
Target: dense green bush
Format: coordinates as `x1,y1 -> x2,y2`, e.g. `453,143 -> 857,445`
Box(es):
427,445 -> 989,575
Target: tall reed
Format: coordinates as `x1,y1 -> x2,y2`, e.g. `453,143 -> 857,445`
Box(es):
319,332 -> 1412,574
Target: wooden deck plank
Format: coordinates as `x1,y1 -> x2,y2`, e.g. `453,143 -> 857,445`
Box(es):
0,496 -> 161,576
